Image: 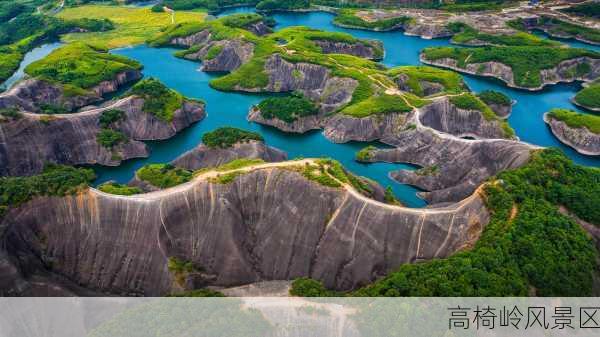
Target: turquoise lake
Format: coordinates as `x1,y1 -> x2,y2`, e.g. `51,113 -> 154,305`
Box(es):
86,8 -> 600,207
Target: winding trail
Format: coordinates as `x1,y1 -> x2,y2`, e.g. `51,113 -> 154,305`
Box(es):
92,158 -> 487,215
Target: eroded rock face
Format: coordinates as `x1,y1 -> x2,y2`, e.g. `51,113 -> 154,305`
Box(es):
245,21 -> 272,36
0,97 -> 206,176
313,39 -> 383,60
422,55 -> 600,91
544,114 -> 600,156
370,127 -> 532,204
419,98 -> 511,139
0,71 -> 142,113
404,22 -> 452,39
183,39 -> 255,73
172,140 -> 288,170
170,30 -> 212,47
0,166 -> 489,295
323,112 -> 409,143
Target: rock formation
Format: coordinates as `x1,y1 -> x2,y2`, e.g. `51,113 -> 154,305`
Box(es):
313,39 -> 383,60
0,159 -> 490,296
544,113 -> 600,156
0,96 -> 205,176
172,140 -> 288,170
0,70 -> 142,113
421,56 -> 600,91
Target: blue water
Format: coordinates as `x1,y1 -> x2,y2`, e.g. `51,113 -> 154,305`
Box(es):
92,9 -> 600,207
0,42 -> 62,90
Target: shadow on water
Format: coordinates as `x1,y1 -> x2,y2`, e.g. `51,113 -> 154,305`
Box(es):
90,8 -> 598,208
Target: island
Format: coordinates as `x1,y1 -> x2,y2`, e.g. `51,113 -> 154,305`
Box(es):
544,108 -> 600,156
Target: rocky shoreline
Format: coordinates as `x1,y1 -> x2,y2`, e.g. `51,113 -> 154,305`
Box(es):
421,55 -> 600,91
544,113 -> 600,156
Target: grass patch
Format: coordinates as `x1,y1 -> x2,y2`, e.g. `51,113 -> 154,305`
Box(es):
25,42 -> 141,92
333,9 -> 412,31
137,164 -> 193,189
129,78 -> 184,122
257,93 -> 318,123
389,65 -> 466,96
57,5 -> 205,49
574,82 -> 600,110
422,45 -> 599,88
477,90 -> 511,106
201,127 -> 263,149
97,182 -> 142,196
205,45 -> 223,60
341,94 -> 412,118
215,158 -> 265,171
449,93 -> 496,120
539,16 -> 600,44
547,108 -> 600,134
0,108 -> 23,122
449,22 -> 559,47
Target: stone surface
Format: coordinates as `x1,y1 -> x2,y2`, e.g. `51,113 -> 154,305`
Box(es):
313,39 -> 383,60
544,113 -> 600,156
0,96 -> 206,176
0,164 -> 489,295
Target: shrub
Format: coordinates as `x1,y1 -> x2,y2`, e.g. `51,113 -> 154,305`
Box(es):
0,107 -> 22,121
477,90 -> 511,106
137,164 -> 193,189
201,127 -> 263,149
97,128 -> 127,148
355,145 -> 375,162
98,109 -> 125,128
257,94 -> 318,123
97,182 -> 142,196
341,94 -> 413,118
205,45 -> 223,60
574,82 -> 600,110
129,78 -> 184,122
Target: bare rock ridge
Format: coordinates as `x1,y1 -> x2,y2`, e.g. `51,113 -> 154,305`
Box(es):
242,54 -> 358,113
544,114 -> 600,156
417,98 -> 511,140
313,39 -> 383,60
372,129 -> 532,204
421,56 -> 600,91
0,96 -> 206,176
172,140 -> 288,170
0,70 -> 142,113
129,140 -> 289,192
0,160 -> 490,296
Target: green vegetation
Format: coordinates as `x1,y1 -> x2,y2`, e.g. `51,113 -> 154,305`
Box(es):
341,94 -> 412,117
39,104 -> 69,115
291,149 -> 600,296
384,186 -> 401,205
25,42 -> 141,93
151,0 -> 258,13
57,5 -> 206,49
97,128 -> 127,149
477,90 -> 511,106
449,93 -> 495,119
547,108 -> 600,134
538,16 -> 600,44
388,65 -> 466,96
97,182 -> 142,196
221,13 -> 263,28
0,108 -> 23,122
333,9 -> 412,31
299,163 -> 341,188
168,256 -> 201,287
215,158 -> 265,171
574,82 -> 600,110
355,145 -> 376,162
0,164 -> 95,217
136,164 -> 193,189
205,45 -> 223,60
257,94 -> 318,122
422,45 -> 599,88
129,78 -> 185,122
256,0 -> 309,11
99,109 -> 125,128
562,2 -> 600,19
201,127 -> 263,148
449,22 -> 559,47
